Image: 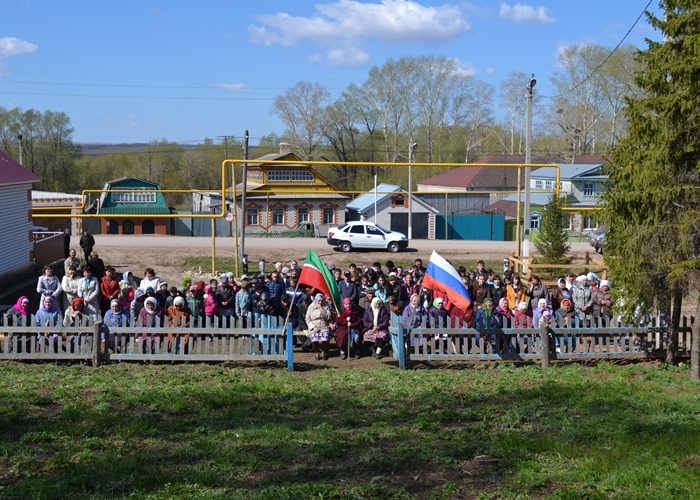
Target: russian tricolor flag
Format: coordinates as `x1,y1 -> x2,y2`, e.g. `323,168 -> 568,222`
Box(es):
422,250 -> 472,313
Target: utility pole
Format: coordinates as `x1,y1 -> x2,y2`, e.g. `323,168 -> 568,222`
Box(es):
148,162 -> 151,182
241,131 -> 249,274
522,76 -> 536,267
408,142 -> 417,240
17,134 -> 23,166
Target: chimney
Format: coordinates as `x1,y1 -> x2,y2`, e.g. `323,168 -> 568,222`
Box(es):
279,142 -> 291,155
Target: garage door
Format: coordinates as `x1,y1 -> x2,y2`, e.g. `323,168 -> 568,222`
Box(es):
390,213 -> 428,239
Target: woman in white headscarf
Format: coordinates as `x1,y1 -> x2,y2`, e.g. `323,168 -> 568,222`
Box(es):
137,296 -> 165,354
305,294 -> 335,360
362,297 -> 391,359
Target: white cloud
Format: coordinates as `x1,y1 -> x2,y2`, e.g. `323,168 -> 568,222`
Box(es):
212,83 -> 253,92
449,57 -> 478,77
249,0 -> 471,67
0,62 -> 10,77
499,3 -> 555,24
0,36 -> 38,59
485,66 -> 497,74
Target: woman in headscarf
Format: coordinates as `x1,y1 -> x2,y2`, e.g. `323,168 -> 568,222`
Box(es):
168,296 -> 192,354
137,296 -> 165,354
103,299 -> 130,352
61,265 -> 81,312
532,298 -> 553,327
306,294 -> 335,360
35,295 -> 63,352
63,297 -> 89,353
119,270 -> 138,297
402,293 -> 427,352
5,296 -> 31,325
362,297 -> 390,359
494,298 -> 513,328
3,296 -> 31,353
514,301 -> 532,329
335,297 -> 363,360
36,264 -> 62,302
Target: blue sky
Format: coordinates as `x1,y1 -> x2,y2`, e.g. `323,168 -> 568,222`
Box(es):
0,0 -> 661,146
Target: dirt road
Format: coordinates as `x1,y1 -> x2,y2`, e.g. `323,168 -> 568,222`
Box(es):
89,235 -> 593,286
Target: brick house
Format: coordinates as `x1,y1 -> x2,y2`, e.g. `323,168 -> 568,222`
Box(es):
0,149 -> 41,286
98,177 -> 170,235
234,144 -> 347,236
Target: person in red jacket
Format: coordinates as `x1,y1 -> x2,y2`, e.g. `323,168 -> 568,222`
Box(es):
100,266 -> 120,315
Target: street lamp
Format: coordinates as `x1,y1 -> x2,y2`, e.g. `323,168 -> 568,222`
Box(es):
522,76 -> 536,264
408,142 -> 417,240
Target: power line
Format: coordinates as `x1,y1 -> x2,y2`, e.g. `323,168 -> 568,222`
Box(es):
542,0 -> 653,100
0,91 -> 275,101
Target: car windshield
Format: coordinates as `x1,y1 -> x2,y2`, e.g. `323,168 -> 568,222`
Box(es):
375,225 -> 391,234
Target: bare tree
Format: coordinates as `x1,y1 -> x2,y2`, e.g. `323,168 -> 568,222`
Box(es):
270,81 -> 331,160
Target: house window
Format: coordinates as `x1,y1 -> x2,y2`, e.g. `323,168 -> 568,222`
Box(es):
545,180 -> 554,191
268,170 -> 315,182
112,189 -> 156,203
530,212 -> 541,230
534,180 -> 543,190
247,208 -> 259,226
583,181 -> 596,197
323,207 -> 334,225
272,208 -> 284,225
298,207 -> 309,223
291,170 -> 314,181
583,216 -> 595,230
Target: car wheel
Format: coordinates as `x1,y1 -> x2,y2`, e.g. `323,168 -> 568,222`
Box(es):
387,242 -> 399,253
340,241 -> 352,253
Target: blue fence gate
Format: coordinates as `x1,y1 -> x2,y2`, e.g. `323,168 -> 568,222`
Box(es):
435,214 -> 505,240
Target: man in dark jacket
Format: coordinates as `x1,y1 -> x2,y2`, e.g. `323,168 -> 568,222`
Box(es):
79,230 -> 95,262
215,274 -> 236,327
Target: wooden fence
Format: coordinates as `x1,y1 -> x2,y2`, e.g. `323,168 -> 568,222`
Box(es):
0,314 -> 294,371
388,314 -> 693,369
508,251 -> 608,285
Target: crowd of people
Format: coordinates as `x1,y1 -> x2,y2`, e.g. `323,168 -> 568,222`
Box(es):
1,244 -> 616,359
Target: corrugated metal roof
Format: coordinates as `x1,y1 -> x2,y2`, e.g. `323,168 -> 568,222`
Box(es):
0,150 -> 41,186
418,165 -> 526,190
99,205 -> 170,215
532,164 -> 603,180
346,183 -> 401,211
33,190 -> 81,201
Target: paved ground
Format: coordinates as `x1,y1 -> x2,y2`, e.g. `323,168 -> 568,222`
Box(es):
87,234 -> 594,286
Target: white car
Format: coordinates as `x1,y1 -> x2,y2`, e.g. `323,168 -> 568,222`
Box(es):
327,221 -> 409,253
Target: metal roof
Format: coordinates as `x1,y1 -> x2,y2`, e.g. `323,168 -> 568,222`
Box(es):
0,149 -> 40,186
346,183 -> 401,211
417,165 -> 526,190
99,205 -> 170,215
484,192 -> 571,218
532,164 -> 603,180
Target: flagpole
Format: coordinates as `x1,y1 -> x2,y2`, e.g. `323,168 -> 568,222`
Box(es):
280,282 -> 301,347
406,285 -> 424,358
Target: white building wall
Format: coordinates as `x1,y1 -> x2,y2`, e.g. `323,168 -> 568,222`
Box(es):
0,184 -> 33,276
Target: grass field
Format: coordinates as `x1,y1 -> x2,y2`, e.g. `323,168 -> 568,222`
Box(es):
1,362 -> 699,499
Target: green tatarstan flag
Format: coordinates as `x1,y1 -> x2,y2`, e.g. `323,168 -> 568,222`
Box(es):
298,248 -> 341,312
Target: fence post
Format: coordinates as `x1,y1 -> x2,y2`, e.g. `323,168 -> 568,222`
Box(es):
92,322 -> 101,367
540,321 -> 550,369
286,323 -> 294,372
397,323 -> 406,370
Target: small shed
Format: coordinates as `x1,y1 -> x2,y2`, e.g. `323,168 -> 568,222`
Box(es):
98,177 -> 170,235
345,183 -> 438,240
0,149 -> 41,286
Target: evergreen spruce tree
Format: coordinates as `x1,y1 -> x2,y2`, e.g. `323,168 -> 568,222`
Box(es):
601,0 -> 700,370
534,193 -> 571,264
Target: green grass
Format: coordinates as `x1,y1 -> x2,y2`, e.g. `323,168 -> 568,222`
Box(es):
1,362 -> 699,499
